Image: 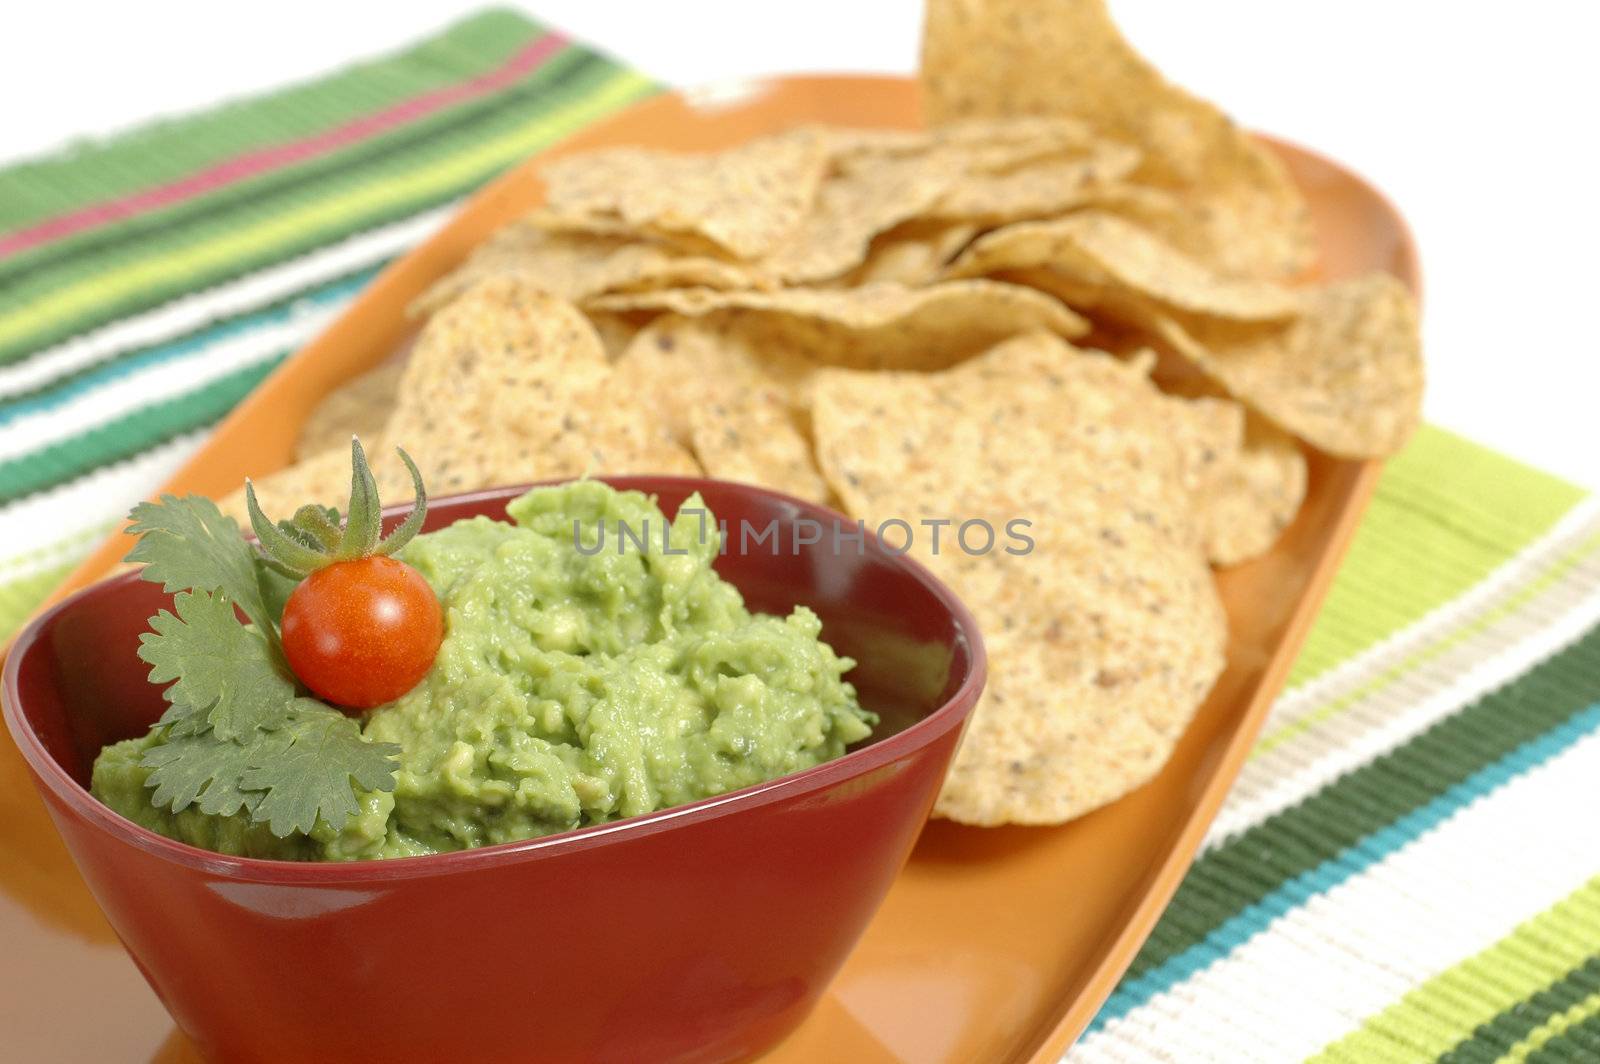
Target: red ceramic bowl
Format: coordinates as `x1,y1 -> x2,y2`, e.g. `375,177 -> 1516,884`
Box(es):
3,476 -> 985,1064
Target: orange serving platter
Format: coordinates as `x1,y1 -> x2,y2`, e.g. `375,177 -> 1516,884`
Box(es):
0,76 -> 1417,1063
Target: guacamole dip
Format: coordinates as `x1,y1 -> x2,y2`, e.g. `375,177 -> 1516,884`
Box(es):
92,482 -> 874,860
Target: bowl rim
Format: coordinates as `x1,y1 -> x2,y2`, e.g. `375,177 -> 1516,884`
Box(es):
2,474 -> 987,884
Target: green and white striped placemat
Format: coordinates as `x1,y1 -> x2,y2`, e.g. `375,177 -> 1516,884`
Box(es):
1,11 -> 1595,1061
0,9 -> 654,628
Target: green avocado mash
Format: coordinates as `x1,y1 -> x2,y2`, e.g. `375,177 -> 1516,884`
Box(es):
92,482 -> 874,861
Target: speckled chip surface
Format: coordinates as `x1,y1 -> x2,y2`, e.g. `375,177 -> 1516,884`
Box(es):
921,0 -> 1315,280
811,333 -> 1228,823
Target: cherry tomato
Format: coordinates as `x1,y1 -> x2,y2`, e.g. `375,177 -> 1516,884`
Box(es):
281,556 -> 443,711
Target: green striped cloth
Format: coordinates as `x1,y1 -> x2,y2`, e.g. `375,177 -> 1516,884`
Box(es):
1,11 -> 1595,1062
0,9 -> 654,627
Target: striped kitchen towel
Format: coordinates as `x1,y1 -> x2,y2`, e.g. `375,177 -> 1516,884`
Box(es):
1,11 -> 1596,1063
0,8 -> 655,631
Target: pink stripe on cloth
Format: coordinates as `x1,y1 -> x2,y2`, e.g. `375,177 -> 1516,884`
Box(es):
0,31 -> 569,260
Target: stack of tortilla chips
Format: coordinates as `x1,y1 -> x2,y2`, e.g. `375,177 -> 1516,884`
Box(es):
236,0 -> 1421,827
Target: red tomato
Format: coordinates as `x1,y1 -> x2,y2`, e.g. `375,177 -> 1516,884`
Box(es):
281,556 -> 443,711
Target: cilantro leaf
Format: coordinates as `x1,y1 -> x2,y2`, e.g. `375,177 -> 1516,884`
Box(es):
137,591 -> 296,741
156,695 -> 211,738
240,700 -> 400,837
141,730 -> 262,818
141,699 -> 399,836
126,495 -> 280,646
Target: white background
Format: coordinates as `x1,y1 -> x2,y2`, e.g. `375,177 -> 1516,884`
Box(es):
2,1 -> 1595,487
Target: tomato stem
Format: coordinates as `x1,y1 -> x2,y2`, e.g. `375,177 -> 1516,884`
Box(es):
246,437 -> 430,579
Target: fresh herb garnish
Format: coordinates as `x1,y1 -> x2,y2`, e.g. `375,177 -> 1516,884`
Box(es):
127,494 -> 282,650
141,699 -> 401,836
141,590 -> 295,741
125,439 -> 420,838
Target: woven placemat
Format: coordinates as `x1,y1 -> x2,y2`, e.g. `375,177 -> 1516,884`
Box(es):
0,9 -> 654,630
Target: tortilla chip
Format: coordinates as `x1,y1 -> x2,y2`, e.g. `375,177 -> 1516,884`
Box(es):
591,280 -> 1089,370
536,128 -> 831,260
928,153 -> 1142,224
1149,273 -> 1423,458
921,0 -> 1314,280
1060,182 -> 1242,275
612,315 -> 818,443
810,333 -> 1226,824
688,391 -> 831,503
987,265 -> 1115,316
845,220 -> 980,286
410,221 -> 769,319
518,211 -> 732,258
995,263 -> 1421,459
1165,391 -> 1245,497
947,212 -> 1302,321
295,361 -> 405,461
1201,414 -> 1307,566
383,279 -> 600,496
1159,392 -> 1305,565
587,311 -> 648,359
831,118 -> 1142,224
381,278 -> 698,500
532,121 -> 1135,286
480,362 -> 703,488
759,120 -> 1127,282
821,116 -> 1108,170
757,144 -> 968,282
